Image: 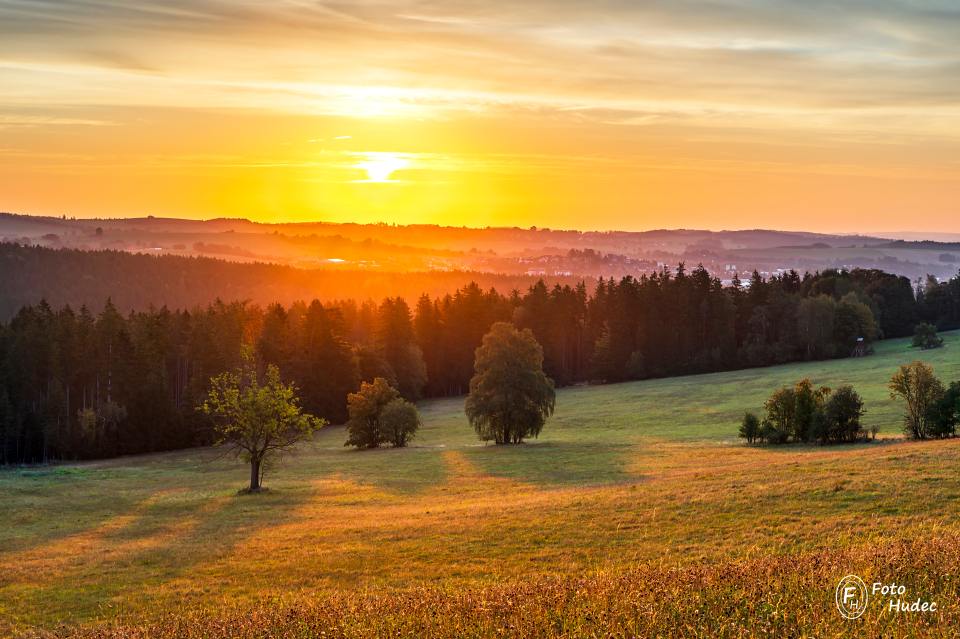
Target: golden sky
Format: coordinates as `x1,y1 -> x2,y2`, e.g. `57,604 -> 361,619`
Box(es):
1,1 -> 959,232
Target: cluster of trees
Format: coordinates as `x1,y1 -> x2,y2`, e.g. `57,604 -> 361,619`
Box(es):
3,263 -> 960,464
202,324 -> 547,491
345,378 -> 421,449
740,361 -> 960,446
0,299 -> 247,463
739,380 -> 871,445
889,362 -> 960,440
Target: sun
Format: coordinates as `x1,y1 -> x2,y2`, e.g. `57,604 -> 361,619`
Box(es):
354,152 -> 410,183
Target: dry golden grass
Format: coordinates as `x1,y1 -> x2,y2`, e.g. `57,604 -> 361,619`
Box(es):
36,533 -> 960,638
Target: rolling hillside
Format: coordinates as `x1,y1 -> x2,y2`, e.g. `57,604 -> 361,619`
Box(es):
2,331 -> 960,636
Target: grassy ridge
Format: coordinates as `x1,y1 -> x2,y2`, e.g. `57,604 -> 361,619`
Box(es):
2,331 -> 959,636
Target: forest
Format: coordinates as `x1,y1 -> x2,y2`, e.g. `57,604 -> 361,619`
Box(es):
1,262 -> 959,464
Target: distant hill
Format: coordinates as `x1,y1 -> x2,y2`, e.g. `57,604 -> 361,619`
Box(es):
2,212 -> 958,289
0,243 -> 587,320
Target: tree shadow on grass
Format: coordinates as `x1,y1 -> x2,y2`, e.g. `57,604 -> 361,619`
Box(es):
293,426 -> 449,496
319,446 -> 447,495
2,482 -> 316,630
462,441 -> 635,488
0,466 -> 187,557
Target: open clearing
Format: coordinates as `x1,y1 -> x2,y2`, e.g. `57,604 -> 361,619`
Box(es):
2,332 -> 960,637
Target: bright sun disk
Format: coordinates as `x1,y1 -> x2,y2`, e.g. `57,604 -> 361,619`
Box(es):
355,152 -> 410,182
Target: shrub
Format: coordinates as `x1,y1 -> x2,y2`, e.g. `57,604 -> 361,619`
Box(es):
760,419 -> 789,445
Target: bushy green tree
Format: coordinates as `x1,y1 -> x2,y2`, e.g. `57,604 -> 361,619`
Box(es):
763,386 -> 796,440
912,322 -> 944,350
466,322 -> 555,444
200,354 -> 324,492
345,377 -> 401,448
822,385 -> 866,443
927,381 -> 960,438
834,293 -> 878,351
380,398 -> 421,448
738,412 -> 761,444
793,379 -> 831,442
889,361 -> 945,440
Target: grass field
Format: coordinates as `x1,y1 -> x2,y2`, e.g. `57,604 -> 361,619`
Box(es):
3,331 -> 960,637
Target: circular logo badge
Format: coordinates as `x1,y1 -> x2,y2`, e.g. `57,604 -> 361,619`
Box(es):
836,575 -> 869,619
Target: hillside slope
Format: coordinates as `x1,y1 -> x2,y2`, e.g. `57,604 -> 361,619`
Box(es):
2,331 -> 959,636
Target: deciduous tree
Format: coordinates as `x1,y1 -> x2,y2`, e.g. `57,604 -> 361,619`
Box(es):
200,354 -> 323,491
889,361 -> 944,440
465,322 -> 555,444
380,398 -> 421,448
345,377 -> 401,449
739,412 -> 761,444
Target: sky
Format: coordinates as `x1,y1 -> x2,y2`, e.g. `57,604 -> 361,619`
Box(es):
1,0 -> 959,232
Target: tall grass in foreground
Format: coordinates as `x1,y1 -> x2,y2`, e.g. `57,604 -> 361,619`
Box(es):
44,534 -> 959,638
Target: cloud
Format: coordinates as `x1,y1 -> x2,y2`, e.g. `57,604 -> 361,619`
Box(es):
2,1 -> 958,112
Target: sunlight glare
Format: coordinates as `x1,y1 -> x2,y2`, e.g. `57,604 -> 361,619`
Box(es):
354,152 -> 411,183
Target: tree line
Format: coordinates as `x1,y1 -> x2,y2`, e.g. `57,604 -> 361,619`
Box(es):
2,264 -> 960,464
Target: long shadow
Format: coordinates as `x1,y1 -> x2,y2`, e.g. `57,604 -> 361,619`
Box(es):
4,432 -> 456,630
4,481 -> 316,629
295,427 -> 449,496
0,465 -> 178,557
462,440 -> 635,488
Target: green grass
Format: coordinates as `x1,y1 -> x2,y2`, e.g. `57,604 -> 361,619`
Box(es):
2,331 -> 960,636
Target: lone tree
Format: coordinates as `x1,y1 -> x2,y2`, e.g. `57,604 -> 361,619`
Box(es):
889,361 -> 944,440
465,322 -> 555,444
345,377 -> 420,448
200,356 -> 324,492
912,322 -> 944,350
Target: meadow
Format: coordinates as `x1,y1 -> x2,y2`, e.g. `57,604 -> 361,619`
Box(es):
3,331 -> 960,637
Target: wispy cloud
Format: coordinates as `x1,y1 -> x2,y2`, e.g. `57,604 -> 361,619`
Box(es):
1,1 -> 958,229
3,0 -> 959,119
